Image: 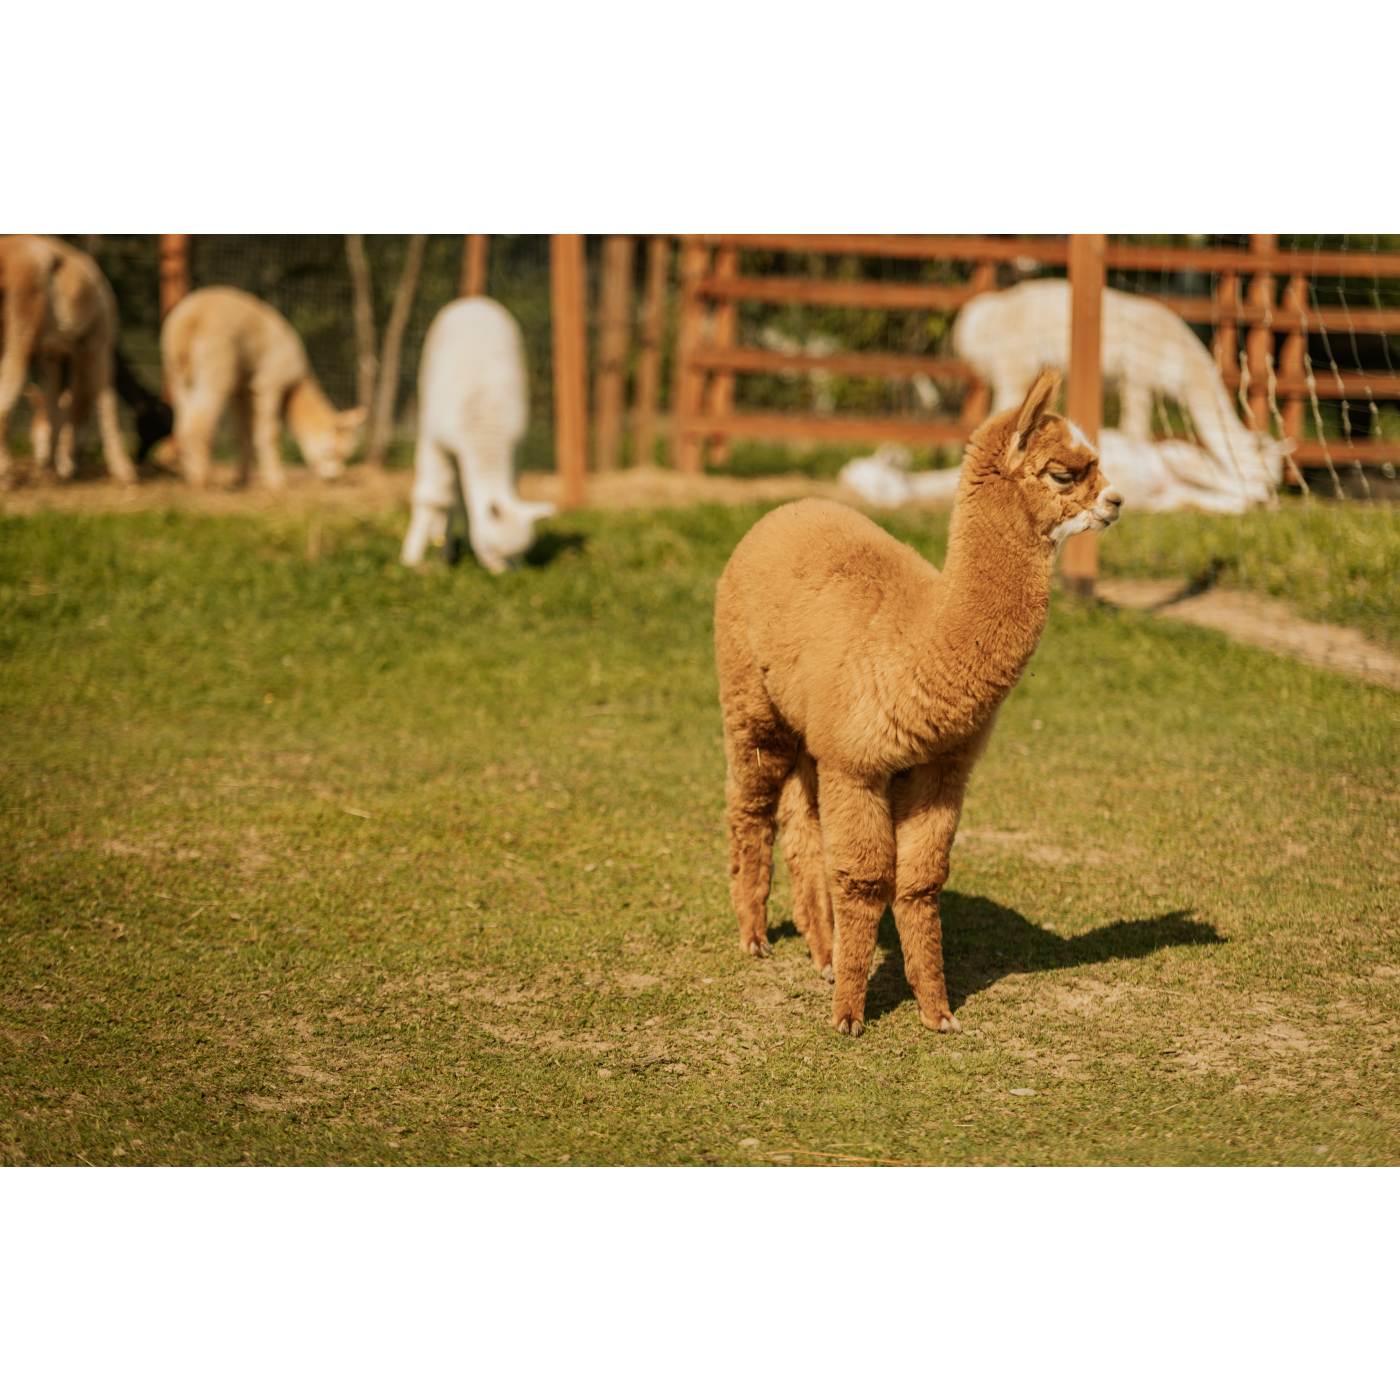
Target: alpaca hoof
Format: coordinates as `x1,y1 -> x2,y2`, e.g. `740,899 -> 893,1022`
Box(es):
920,1007 -> 962,1033
743,937 -> 771,959
835,1017 -> 863,1037
819,963 -> 834,984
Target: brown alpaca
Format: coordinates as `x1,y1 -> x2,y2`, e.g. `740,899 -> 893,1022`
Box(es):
715,370 -> 1122,1036
161,287 -> 365,490
0,234 -> 137,488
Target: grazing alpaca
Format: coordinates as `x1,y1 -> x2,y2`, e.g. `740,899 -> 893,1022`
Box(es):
715,370 -> 1122,1036
401,297 -> 554,573
0,234 -> 137,488
161,287 -> 364,489
953,279 -> 1285,508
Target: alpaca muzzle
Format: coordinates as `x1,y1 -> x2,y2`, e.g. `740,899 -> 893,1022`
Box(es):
1091,486 -> 1124,529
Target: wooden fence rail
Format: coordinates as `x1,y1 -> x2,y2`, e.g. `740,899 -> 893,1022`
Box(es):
669,234 -> 1400,481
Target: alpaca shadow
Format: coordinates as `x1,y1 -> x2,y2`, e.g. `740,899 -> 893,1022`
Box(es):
846,894 -> 1223,1024
524,529 -> 587,568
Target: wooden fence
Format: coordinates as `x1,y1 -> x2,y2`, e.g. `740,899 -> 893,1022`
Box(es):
151,232 -> 1400,516
668,234 -> 1400,478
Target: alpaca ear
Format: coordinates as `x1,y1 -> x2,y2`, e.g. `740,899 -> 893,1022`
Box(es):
1015,368 -> 1060,448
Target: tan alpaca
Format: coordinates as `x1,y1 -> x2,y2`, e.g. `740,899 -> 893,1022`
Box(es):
0,234 -> 136,488
715,370 -> 1122,1036
161,287 -> 364,489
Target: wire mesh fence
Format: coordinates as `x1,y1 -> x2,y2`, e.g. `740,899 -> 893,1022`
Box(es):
7,233 -> 1399,665
79,234 -> 566,467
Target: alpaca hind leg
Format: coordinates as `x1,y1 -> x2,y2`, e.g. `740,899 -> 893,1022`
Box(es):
777,751 -> 834,980
891,761 -> 971,1032
723,724 -> 795,959
715,598 -> 797,959
34,362 -> 65,476
819,769 -> 895,1036
45,361 -> 78,481
25,385 -> 52,470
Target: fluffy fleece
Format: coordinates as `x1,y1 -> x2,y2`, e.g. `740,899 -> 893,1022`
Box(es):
401,297 -> 554,573
0,234 -> 136,488
161,287 -> 364,490
714,370 -> 1122,1035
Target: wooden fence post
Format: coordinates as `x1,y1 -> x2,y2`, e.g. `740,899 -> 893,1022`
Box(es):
632,236 -> 670,468
551,234 -> 589,509
461,235 -> 489,299
1279,271 -> 1308,483
1244,233 -> 1276,434
704,244 -> 738,464
1063,233 -> 1105,599
672,238 -> 710,475
594,235 -> 634,474
159,234 -> 189,321
1214,271 -> 1240,382
958,261 -> 995,428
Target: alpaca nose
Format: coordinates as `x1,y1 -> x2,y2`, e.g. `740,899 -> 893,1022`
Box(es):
1102,488 -> 1124,508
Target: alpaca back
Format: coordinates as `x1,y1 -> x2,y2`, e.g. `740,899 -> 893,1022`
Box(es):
954,279 -> 1281,500
162,287 -> 309,395
410,298 -> 549,573
718,499 -> 943,768
0,235 -> 117,353
418,297 -> 527,484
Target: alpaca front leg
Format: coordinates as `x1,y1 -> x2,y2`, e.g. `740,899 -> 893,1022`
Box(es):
820,770 -> 895,1036
777,752 -> 834,981
251,388 -> 287,491
174,392 -> 220,489
891,763 -> 967,1032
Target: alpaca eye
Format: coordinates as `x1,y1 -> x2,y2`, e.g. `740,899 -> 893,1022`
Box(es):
1050,471 -> 1074,485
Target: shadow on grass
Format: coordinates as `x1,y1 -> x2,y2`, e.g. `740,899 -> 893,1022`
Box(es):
524,530 -> 588,568
774,895 -> 1221,1024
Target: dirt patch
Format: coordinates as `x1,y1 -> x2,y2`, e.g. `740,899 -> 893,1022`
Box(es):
0,459 -> 882,520
1097,578 -> 1400,690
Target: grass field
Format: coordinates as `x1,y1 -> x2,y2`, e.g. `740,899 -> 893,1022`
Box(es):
2,500 -> 1398,1166
1100,499 -> 1400,650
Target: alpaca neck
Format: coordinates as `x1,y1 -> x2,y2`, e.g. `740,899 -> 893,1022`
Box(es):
285,378 -> 335,445
905,465 -> 1053,755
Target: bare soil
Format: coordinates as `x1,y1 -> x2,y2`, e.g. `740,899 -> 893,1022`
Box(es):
0,460 -> 868,520
1096,578 -> 1400,691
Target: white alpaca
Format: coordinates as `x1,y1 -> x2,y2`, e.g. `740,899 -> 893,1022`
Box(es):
402,298 -> 554,573
953,280 -> 1286,510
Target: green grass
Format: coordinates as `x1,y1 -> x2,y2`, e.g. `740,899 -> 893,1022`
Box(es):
2,502 -> 1398,1166
1100,499 -> 1400,648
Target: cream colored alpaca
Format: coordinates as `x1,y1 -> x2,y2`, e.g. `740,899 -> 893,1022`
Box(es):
953,279 -> 1285,508
161,288 -> 364,490
0,235 -> 136,488
716,371 -> 1122,1036
402,297 -> 554,573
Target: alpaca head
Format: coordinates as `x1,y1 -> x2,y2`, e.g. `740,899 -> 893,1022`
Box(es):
302,406 -> 368,481
468,495 -> 556,575
996,369 -> 1123,546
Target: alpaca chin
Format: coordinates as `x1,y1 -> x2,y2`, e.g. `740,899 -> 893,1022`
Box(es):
1051,510 -> 1094,545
